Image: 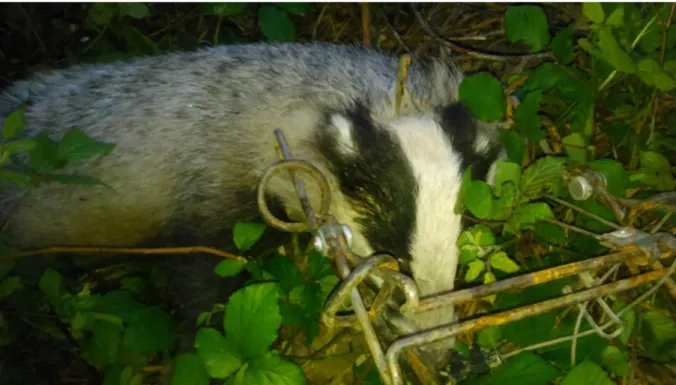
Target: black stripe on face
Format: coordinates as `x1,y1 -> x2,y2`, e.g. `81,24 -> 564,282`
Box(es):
437,102 -> 503,181
315,102 -> 418,263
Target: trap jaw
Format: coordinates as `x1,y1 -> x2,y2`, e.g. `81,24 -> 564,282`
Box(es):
257,129 -> 676,385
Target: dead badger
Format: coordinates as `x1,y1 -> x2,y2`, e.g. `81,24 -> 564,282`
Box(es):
0,42 -> 503,369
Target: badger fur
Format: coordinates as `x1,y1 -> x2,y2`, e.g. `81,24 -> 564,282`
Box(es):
0,42 -> 504,373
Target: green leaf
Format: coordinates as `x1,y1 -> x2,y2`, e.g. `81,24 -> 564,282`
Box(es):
601,346 -> 629,377
171,353 -> 209,385
306,250 -> 334,281
120,277 -> 145,295
583,3 -> 605,23
562,133 -> 588,163
560,361 -> 613,385
637,59 -> 676,91
122,307 -> 174,354
520,157 -> 566,202
597,27 -> 636,74
504,6 -> 550,52
233,222 -> 266,252
464,260 -> 485,282
278,3 -> 312,16
459,73 -> 506,122
200,3 -> 247,16
524,62 -> 566,92
588,159 -> 630,197
490,251 -> 520,273
515,91 -> 545,141
492,182 -> 518,220
0,277 -> 22,300
89,3 -> 115,26
3,138 -> 38,154
534,222 -> 566,245
466,352 -> 559,385
258,5 -> 295,42
2,106 -> 25,140
641,310 -> 676,345
606,6 -> 624,26
462,181 -> 494,219
195,328 -> 243,379
504,202 -> 554,235
477,327 -> 502,349
500,130 -> 526,164
550,26 -> 575,64
57,128 -> 116,161
39,268 -> 65,300
214,259 -> 246,278
457,224 -> 496,248
288,283 -> 324,316
0,169 -> 32,187
459,245 -> 478,264
317,275 -> 340,303
84,322 -> 122,369
0,261 -> 16,281
29,133 -> 65,172
235,351 -> 307,385
118,3 -> 149,19
263,254 -> 304,294
493,161 -> 521,196
224,282 -> 281,359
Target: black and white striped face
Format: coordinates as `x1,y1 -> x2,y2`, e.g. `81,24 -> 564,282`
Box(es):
316,102 -> 503,297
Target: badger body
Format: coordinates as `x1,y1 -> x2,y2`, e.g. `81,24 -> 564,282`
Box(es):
0,42 -> 503,372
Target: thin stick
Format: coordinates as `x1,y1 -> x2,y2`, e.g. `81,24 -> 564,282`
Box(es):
0,246 -> 246,262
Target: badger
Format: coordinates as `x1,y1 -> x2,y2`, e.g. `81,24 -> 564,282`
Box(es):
0,42 -> 504,376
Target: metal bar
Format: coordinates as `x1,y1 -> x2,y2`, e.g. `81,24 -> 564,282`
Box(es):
386,268 -> 670,385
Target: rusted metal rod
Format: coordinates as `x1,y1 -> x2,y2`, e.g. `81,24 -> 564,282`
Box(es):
386,268 -> 670,385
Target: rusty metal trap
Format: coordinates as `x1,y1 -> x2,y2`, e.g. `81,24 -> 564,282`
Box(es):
255,129 -> 676,385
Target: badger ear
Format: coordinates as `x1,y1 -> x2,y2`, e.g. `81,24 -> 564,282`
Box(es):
321,102 -> 377,160
326,113 -> 359,158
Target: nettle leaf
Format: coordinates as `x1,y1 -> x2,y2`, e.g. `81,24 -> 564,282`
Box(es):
195,328 -> 243,379
258,5 -> 295,42
118,3 -> 149,19
588,159 -> 630,197
597,27 -> 637,74
214,259 -> 246,278
278,3 -> 312,16
504,6 -> 550,52
459,73 -> 506,122
601,346 -> 629,377
560,361 -> 613,385
224,282 -> 282,359
562,133 -> 588,163
520,157 -> 566,202
489,251 -> 520,273
172,353 -> 209,385
462,180 -> 494,219
550,26 -> 575,63
233,222 -> 266,251
583,3 -> 605,23
200,3 -> 247,16
466,352 -> 559,385
236,352 -> 307,385
504,202 -> 554,235
58,128 -> 116,161
2,106 -> 25,140
500,130 -> 526,164
637,59 -> 676,91
493,161 -> 521,197
515,91 -> 546,142
464,260 -> 485,282
263,254 -> 304,294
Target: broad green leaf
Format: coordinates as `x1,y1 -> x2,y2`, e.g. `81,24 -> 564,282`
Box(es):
288,283 -> 324,315
214,259 -> 246,278
493,161 -> 521,196
120,277 -> 145,295
195,328 -> 243,379
597,27 -> 636,74
0,277 -> 21,300
278,3 -> 312,16
500,129 -> 526,164
200,3 -> 247,16
466,352 -> 559,385
224,282 -> 282,359
562,133 -> 587,163
477,327 -> 502,349
560,361 -> 613,385
601,346 -> 629,377
2,106 -> 25,140
641,311 -> 676,345
520,157 -> 566,202
0,314 -> 12,347
0,169 -> 32,187
504,202 -> 554,235
491,182 -> 518,220
583,3 -> 605,23
57,128 -> 116,161
258,5 -> 295,42
640,151 -> 671,172
118,3 -> 149,19
171,353 -> 209,385
534,222 -> 566,245
464,260 -> 485,282
462,180 -> 494,219
524,62 -> 566,91
89,3 -> 114,26
39,268 -> 65,300
459,73 -> 506,122
504,6 -> 550,52
515,91 -> 545,141
306,250 -> 334,281
122,307 -> 174,354
94,291 -> 147,324
637,59 -> 676,91
29,133 -> 66,172
263,254 -> 304,294
459,245 -> 478,264
550,26 -> 575,63
3,138 -> 38,154
233,222 -> 266,251
235,352 -> 307,385
457,224 -> 496,248
84,322 -> 122,369
588,159 -> 630,197
606,6 -> 624,26
0,261 -> 16,281
490,251 -> 520,273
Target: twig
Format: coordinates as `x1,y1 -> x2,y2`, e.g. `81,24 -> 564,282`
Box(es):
360,3 -> 371,47
0,246 -> 246,262
660,3 -> 676,65
410,4 -> 552,61
312,3 -> 328,40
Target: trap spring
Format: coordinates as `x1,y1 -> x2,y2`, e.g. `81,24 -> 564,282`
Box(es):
257,129 -> 676,385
